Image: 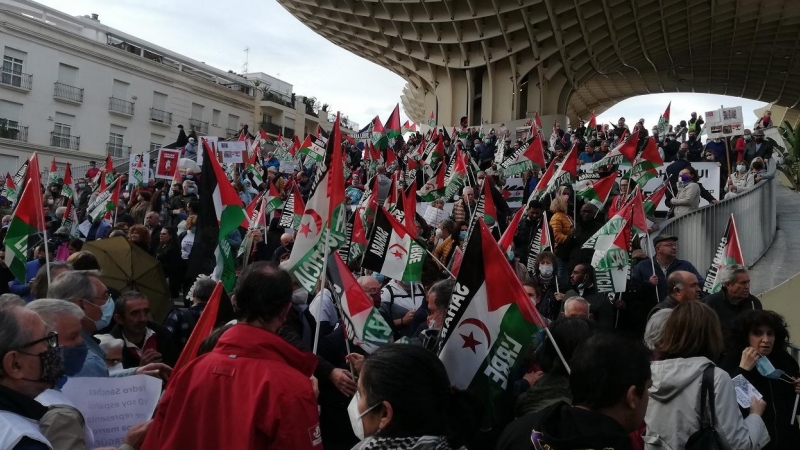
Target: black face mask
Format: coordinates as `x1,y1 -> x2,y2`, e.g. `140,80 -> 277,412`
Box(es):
678,151 -> 688,159
21,346 -> 64,385
755,137 -> 764,143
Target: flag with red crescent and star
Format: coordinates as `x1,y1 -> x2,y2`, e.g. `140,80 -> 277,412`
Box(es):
703,214 -> 745,294
285,112 -> 348,292
438,218 -> 547,425
360,206 -> 425,282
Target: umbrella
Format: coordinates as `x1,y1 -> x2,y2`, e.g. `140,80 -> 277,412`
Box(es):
82,237 -> 172,323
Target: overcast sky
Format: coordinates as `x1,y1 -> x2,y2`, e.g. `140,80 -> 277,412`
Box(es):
37,0 -> 768,130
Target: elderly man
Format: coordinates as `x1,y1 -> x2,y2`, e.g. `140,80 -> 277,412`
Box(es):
272,233 -> 294,262
703,264 -> 763,330
631,235 -> 704,301
563,297 -> 591,318
145,212 -> 162,255
0,306 -> 57,448
647,270 -> 701,321
110,292 -> 179,369
164,277 -> 217,352
452,186 -> 476,223
412,279 -> 455,351
27,299 -> 95,449
47,271 -> 169,380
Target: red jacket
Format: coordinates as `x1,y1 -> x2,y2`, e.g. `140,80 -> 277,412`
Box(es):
142,324 -> 321,450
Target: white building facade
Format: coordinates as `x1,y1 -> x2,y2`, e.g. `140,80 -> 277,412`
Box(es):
0,0 -> 259,177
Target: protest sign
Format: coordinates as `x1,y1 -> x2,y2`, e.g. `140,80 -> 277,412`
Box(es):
218,141 -> 247,164
155,149 -> 181,180
705,106 -> 744,138
199,136 -> 219,167
61,375 -> 162,448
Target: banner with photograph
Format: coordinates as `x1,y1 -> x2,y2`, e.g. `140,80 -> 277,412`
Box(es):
705,106 -> 744,138
129,153 -> 150,187
155,148 -> 181,180
218,141 -> 247,164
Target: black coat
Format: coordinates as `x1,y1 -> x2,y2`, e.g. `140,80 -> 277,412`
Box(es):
110,321 -> 180,368
703,290 -> 763,331
721,350 -> 800,450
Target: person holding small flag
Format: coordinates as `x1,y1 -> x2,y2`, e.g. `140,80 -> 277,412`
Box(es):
632,235 -> 704,304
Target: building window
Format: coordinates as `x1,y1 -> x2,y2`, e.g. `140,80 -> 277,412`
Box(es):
0,100 -> 21,128
1,55 -> 23,88
108,125 -> 127,157
212,109 -> 221,127
149,133 -> 164,152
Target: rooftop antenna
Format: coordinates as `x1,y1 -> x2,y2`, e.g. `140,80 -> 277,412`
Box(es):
243,47 -> 249,74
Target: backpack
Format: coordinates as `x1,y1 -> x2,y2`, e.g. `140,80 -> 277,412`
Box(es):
685,365 -> 726,450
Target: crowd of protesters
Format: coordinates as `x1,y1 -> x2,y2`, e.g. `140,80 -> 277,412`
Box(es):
0,109 -> 796,450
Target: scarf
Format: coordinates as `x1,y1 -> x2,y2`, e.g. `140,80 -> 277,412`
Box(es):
0,384 -> 48,421
352,436 -> 458,450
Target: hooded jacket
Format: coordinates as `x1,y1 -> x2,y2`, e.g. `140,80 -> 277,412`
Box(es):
644,356 -> 770,450
497,401 -> 634,450
141,323 -> 321,450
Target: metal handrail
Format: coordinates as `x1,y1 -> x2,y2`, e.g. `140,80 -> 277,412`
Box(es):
655,161 -> 778,272
0,70 -> 32,90
149,108 -> 172,125
53,82 -> 84,103
109,97 -> 134,115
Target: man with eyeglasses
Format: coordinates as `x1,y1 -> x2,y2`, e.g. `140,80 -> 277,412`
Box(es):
0,306 -> 59,449
632,235 -> 704,305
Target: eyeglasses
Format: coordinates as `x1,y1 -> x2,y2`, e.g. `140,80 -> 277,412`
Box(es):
19,331 -> 59,350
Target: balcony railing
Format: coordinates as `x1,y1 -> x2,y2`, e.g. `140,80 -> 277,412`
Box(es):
225,128 -> 238,140
0,70 -> 32,91
284,127 -> 295,139
109,97 -> 134,116
50,132 -> 80,150
261,89 -> 295,108
106,142 -> 131,158
149,108 -> 172,125
53,82 -> 84,103
260,122 -> 281,135
0,120 -> 27,142
189,118 -> 209,134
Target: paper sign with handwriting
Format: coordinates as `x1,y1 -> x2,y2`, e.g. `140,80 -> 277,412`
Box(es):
61,375 -> 162,448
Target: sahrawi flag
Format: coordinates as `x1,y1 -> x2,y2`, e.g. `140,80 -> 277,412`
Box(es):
326,252 -> 392,353
418,159 -> 446,201
61,163 -> 75,201
584,111 -> 597,141
439,219 -> 547,422
526,212 -> 553,274
286,112 -> 348,292
298,134 -> 326,163
540,144 -> 579,198
630,137 -> 664,188
591,133 -> 640,170
583,188 -> 647,253
703,214 -> 745,294
3,173 -> 17,205
4,179 -> 45,282
86,177 -> 121,222
574,173 -> 617,210
500,134 -> 546,177
279,182 -> 305,231
657,101 -> 671,135
246,144 -> 264,187
591,223 -> 632,295
199,139 -> 247,293
428,111 -> 436,127
444,151 -> 468,200
643,181 -> 669,216
371,116 -> 388,150
528,158 -> 557,202
48,157 -> 59,185
498,208 -> 525,260
361,206 -> 425,282
385,104 -> 402,143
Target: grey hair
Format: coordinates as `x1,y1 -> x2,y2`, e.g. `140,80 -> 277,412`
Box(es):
96,334 -> 124,353
564,296 -> 590,313
666,271 -> 685,294
462,186 -> 474,196
26,299 -> 84,327
47,270 -> 101,303
0,294 -> 25,310
644,309 -> 673,350
719,264 -> 748,287
0,307 -> 35,373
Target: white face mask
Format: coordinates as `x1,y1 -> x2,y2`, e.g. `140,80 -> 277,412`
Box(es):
737,165 -> 747,173
539,264 -> 554,277
435,228 -> 443,238
109,362 -> 124,374
348,393 -> 380,441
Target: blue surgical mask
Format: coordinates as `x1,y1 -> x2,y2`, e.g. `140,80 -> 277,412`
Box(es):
61,341 -> 88,376
187,188 -> 197,195
459,230 -> 467,240
185,174 -> 194,180
87,297 -> 115,330
756,355 -> 786,379
373,273 -> 385,283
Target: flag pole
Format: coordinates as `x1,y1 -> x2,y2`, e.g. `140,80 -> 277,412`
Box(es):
544,326 -> 570,375
330,284 -> 356,377
387,212 -> 457,279
312,228 -> 331,355
42,228 -> 51,288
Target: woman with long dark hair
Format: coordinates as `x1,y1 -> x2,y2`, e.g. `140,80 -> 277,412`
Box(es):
349,344 -> 480,449
721,310 -> 800,449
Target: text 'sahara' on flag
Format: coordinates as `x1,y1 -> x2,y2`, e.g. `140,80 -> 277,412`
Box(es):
703,214 -> 745,294
439,219 -> 547,425
4,179 -> 44,283
286,112 -> 348,292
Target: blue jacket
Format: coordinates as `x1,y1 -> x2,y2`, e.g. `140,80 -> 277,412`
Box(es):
631,256 -> 704,300
9,259 -> 42,301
